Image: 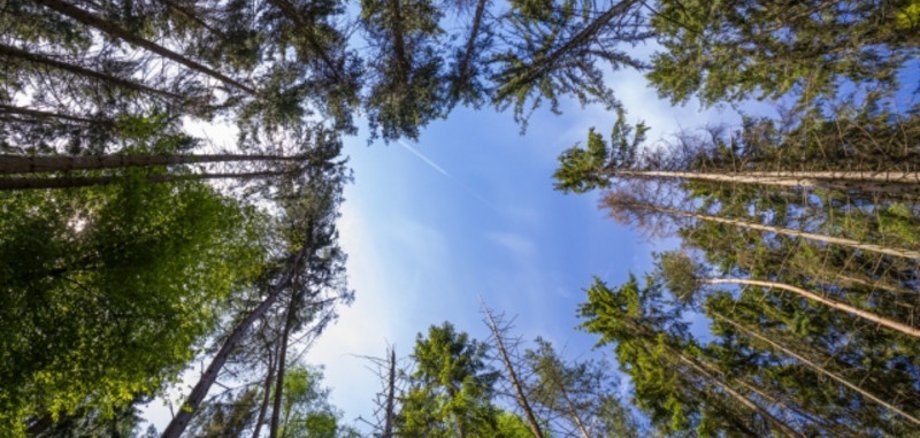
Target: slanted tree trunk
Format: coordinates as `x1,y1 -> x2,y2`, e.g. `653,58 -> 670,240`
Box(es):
0,169 -> 294,190
451,0 -> 488,97
160,250 -> 306,438
619,202 -> 920,260
710,310 -> 920,426
482,308 -> 544,438
0,44 -> 186,101
34,0 -> 257,95
270,288 -> 304,438
252,343 -> 279,438
0,153 -> 306,174
703,278 -> 920,339
0,104 -> 113,126
266,0 -> 343,82
674,351 -> 804,438
614,170 -> 920,193
497,0 -> 640,98
553,377 -> 591,438
385,0 -> 410,77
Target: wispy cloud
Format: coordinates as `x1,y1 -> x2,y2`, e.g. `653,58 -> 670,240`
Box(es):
398,140 -> 503,213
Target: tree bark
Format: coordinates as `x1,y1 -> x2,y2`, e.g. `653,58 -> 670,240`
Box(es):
497,0 -> 639,97
0,104 -> 113,126
0,153 -> 306,174
615,170 -> 920,193
34,0 -> 257,95
161,250 -> 307,438
270,289 -> 304,438
0,43 -> 186,101
711,310 -> 920,426
266,0 -> 343,82
452,0 -> 487,97
674,352 -> 804,438
0,169 -> 293,190
482,308 -> 545,438
639,204 -> 920,260
382,348 -> 397,438
252,344 -> 279,438
703,278 -> 920,339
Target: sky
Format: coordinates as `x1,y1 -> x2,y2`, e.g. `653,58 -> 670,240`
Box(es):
305,64 -> 755,430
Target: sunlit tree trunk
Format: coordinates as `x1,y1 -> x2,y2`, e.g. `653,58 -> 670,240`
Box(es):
703,278 -> 920,339
161,250 -> 307,438
711,310 -> 920,426
482,307 -> 545,438
382,348 -> 397,438
615,170 -> 920,193
252,343 -> 278,438
0,169 -> 294,190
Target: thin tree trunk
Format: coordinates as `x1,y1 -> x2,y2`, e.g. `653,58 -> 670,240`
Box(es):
0,169 -> 293,190
0,153 -> 306,174
161,250 -> 307,438
34,0 -> 257,95
270,291 -> 302,438
553,378 -> 591,438
497,0 -> 639,96
252,344 -> 279,438
643,204 -> 920,260
482,308 -> 545,438
674,352 -> 804,438
0,104 -> 113,126
615,170 -> 920,193
711,310 -> 920,426
266,0 -> 343,82
452,0 -> 487,97
703,278 -> 920,339
0,43 -> 186,101
385,0 -> 410,77
382,348 -> 397,438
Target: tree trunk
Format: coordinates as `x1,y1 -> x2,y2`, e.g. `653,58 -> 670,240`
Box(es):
34,0 -> 257,95
0,153 -> 306,174
0,104 -> 113,126
0,43 -> 186,101
674,352 -> 804,438
252,344 -> 279,438
615,170 -> 920,193
160,250 -> 306,438
385,0 -> 410,77
0,169 -> 293,190
266,0 -> 343,82
452,0 -> 487,97
382,348 -> 397,438
553,379 -> 591,438
482,308 -> 545,438
497,0 -> 639,97
710,310 -> 920,426
270,290 -> 302,438
703,278 -> 920,339
646,204 -> 920,260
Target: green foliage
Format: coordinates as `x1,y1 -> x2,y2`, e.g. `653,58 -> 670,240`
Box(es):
0,178 -> 265,433
648,0 -> 919,106
397,322 -> 502,437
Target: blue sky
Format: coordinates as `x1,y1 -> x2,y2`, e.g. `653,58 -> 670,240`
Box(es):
307,65 -> 754,428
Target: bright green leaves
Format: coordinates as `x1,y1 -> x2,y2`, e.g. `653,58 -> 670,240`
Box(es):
0,179 -> 265,432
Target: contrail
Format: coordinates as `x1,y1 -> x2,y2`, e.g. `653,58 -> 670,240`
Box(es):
398,140 -> 449,177
398,140 -> 502,213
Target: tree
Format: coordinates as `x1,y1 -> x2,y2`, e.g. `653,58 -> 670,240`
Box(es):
397,322 -> 502,437
0,176 -> 266,434
647,0 -> 920,106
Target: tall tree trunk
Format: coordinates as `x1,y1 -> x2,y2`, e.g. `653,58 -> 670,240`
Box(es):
0,153 -> 306,174
637,203 -> 920,260
0,104 -> 113,126
33,0 -> 257,95
553,378 -> 591,438
703,278 -> 920,339
161,250 -> 307,438
497,0 -> 639,97
382,348 -> 397,438
674,351 -> 804,438
614,170 -> 920,193
451,0 -> 487,97
482,308 -> 545,438
385,0 -> 410,77
0,43 -> 186,101
710,310 -> 920,426
252,344 -> 279,438
0,169 -> 294,190
266,0 -> 343,82
270,290 -> 303,438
